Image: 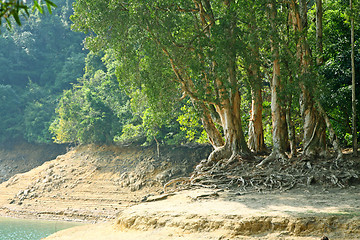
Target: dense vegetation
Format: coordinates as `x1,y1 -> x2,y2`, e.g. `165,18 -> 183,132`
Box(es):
0,0 -> 85,143
0,0 -> 359,162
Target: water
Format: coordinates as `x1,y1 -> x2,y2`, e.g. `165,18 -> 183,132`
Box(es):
0,217 -> 81,240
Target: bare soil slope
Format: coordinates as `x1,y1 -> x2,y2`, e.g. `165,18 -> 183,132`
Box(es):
0,144 -> 210,222
0,140 -> 66,183
45,187 -> 360,240
0,143 -> 359,239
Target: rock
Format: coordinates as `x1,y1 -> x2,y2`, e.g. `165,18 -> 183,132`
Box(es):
23,189 -> 29,196
120,172 -> 128,180
130,180 -> 143,191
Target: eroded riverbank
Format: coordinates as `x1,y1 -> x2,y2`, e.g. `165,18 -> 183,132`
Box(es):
44,187 -> 360,240
0,144 -> 359,239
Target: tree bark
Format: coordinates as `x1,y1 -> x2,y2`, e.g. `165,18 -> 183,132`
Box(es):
248,68 -> 267,154
248,85 -> 267,154
300,84 -> 328,158
290,0 -> 326,158
286,95 -> 297,158
210,91 -> 251,162
315,100 -> 343,160
291,0 -> 342,160
207,0 -> 251,163
350,0 -> 358,156
257,1 -> 288,167
316,0 -> 323,65
192,100 -> 225,148
269,57 -> 288,160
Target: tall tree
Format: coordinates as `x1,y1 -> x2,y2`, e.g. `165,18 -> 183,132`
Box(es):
350,0 -> 358,156
72,0 -> 253,163
258,0 -> 288,167
245,1 -> 267,154
291,0 -> 343,160
316,0 -> 323,65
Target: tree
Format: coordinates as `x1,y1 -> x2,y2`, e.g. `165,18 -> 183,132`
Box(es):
0,85 -> 23,141
242,0 -> 267,154
258,0 -> 288,167
350,0 -> 358,156
50,52 -> 131,144
290,0 -> 343,160
316,0 -> 323,65
72,0 -> 257,163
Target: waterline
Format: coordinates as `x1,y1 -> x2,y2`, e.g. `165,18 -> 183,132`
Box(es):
0,217 -> 81,240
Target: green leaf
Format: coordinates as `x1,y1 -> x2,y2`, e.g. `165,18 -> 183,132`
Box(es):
12,11 -> 22,26
33,1 -> 44,14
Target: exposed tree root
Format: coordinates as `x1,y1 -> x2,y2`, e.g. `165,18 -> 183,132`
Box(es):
207,146 -> 232,163
256,151 -> 287,168
165,152 -> 359,193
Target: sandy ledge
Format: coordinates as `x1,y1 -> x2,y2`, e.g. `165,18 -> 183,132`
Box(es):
44,187 -> 360,240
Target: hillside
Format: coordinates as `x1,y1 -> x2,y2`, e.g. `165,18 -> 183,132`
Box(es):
0,143 -> 211,222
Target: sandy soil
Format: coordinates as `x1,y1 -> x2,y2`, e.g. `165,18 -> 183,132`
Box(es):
0,144 -> 210,222
0,144 -> 359,239
45,187 -> 360,239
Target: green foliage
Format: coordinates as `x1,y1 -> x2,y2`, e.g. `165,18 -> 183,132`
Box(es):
50,62 -> 132,144
177,102 -> 208,144
116,123 -> 144,144
23,81 -> 56,143
0,0 -> 86,143
119,87 -> 188,146
0,85 -> 23,141
0,0 -> 56,30
308,0 -> 360,145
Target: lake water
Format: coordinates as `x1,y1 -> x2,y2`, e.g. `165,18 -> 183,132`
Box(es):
0,217 -> 81,240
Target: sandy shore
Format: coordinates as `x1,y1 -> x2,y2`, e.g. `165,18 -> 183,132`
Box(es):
44,187 -> 360,240
0,145 -> 359,239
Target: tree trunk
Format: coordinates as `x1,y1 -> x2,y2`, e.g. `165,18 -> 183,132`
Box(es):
208,0 -> 251,164
210,91 -> 251,163
290,0 -> 331,159
350,0 -> 358,156
257,0 -> 287,167
286,96 -> 297,158
248,71 -> 267,154
248,86 -> 266,154
269,57 -> 288,160
316,0 -> 323,65
315,100 -> 343,160
192,100 -> 224,149
300,84 -> 328,158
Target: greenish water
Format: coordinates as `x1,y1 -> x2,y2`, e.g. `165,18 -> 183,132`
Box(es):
0,217 -> 81,240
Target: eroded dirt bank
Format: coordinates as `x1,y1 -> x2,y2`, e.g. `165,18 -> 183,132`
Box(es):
45,187 -> 360,239
0,140 -> 66,183
0,144 -> 211,222
0,143 -> 359,239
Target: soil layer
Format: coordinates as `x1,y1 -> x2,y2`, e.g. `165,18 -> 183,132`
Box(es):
0,143 -> 359,239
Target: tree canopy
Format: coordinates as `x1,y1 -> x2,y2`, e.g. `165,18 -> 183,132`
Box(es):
70,0 -> 359,160
0,0 -> 358,162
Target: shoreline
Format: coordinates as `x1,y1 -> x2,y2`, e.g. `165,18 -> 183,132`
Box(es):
44,188 -> 360,240
1,187 -> 360,240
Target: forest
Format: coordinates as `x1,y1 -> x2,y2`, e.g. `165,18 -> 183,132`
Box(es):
0,0 -> 359,162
